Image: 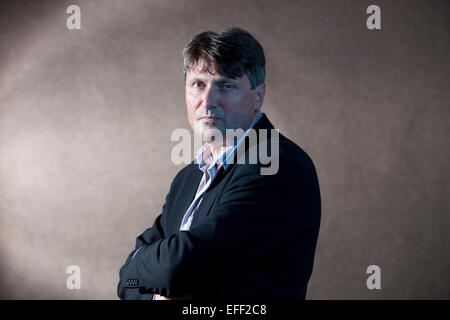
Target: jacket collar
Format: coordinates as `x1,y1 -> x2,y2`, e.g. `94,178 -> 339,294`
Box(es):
195,112 -> 275,173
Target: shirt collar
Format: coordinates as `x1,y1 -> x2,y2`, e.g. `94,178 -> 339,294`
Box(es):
195,112 -> 263,173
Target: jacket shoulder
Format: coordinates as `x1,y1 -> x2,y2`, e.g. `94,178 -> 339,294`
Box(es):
278,133 -> 317,173
169,162 -> 201,189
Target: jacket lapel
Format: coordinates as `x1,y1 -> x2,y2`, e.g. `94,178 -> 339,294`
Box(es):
188,113 -> 276,226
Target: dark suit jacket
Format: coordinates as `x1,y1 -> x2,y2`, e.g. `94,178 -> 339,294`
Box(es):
117,113 -> 321,300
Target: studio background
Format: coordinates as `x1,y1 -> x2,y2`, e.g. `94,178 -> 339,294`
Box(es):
0,0 -> 449,299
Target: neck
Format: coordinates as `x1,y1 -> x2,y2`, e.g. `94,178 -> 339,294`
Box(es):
208,142 -> 227,161
205,112 -> 262,161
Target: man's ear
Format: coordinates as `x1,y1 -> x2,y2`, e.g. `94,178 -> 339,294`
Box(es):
254,83 -> 266,111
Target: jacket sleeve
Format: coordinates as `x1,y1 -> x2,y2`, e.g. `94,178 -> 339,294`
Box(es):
135,210 -> 166,249
133,167 -> 189,250
117,151 -> 321,297
117,192 -> 170,299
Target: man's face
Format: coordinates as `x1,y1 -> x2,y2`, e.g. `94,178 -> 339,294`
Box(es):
185,61 -> 265,143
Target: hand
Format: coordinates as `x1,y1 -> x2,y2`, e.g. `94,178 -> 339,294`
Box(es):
154,294 -> 171,300
154,293 -> 196,300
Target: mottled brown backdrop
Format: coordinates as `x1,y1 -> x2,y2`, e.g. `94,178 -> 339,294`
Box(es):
0,0 -> 449,299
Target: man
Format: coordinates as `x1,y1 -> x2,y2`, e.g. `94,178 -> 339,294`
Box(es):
117,27 -> 321,300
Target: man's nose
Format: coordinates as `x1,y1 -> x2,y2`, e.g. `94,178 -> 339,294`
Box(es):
201,85 -> 218,110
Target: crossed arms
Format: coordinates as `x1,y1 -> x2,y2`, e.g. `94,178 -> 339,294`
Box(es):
117,154 -> 320,299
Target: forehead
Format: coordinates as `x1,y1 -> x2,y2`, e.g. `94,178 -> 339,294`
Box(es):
185,60 -> 247,83
186,68 -> 232,82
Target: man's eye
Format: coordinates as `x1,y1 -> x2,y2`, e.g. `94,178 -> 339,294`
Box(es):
193,82 -> 204,88
221,83 -> 235,90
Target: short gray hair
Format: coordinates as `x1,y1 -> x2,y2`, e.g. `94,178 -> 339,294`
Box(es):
182,27 -> 265,89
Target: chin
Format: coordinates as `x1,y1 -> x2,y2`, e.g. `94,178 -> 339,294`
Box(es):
199,127 -> 225,143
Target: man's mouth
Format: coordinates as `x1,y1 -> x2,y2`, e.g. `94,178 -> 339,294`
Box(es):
199,116 -> 221,120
